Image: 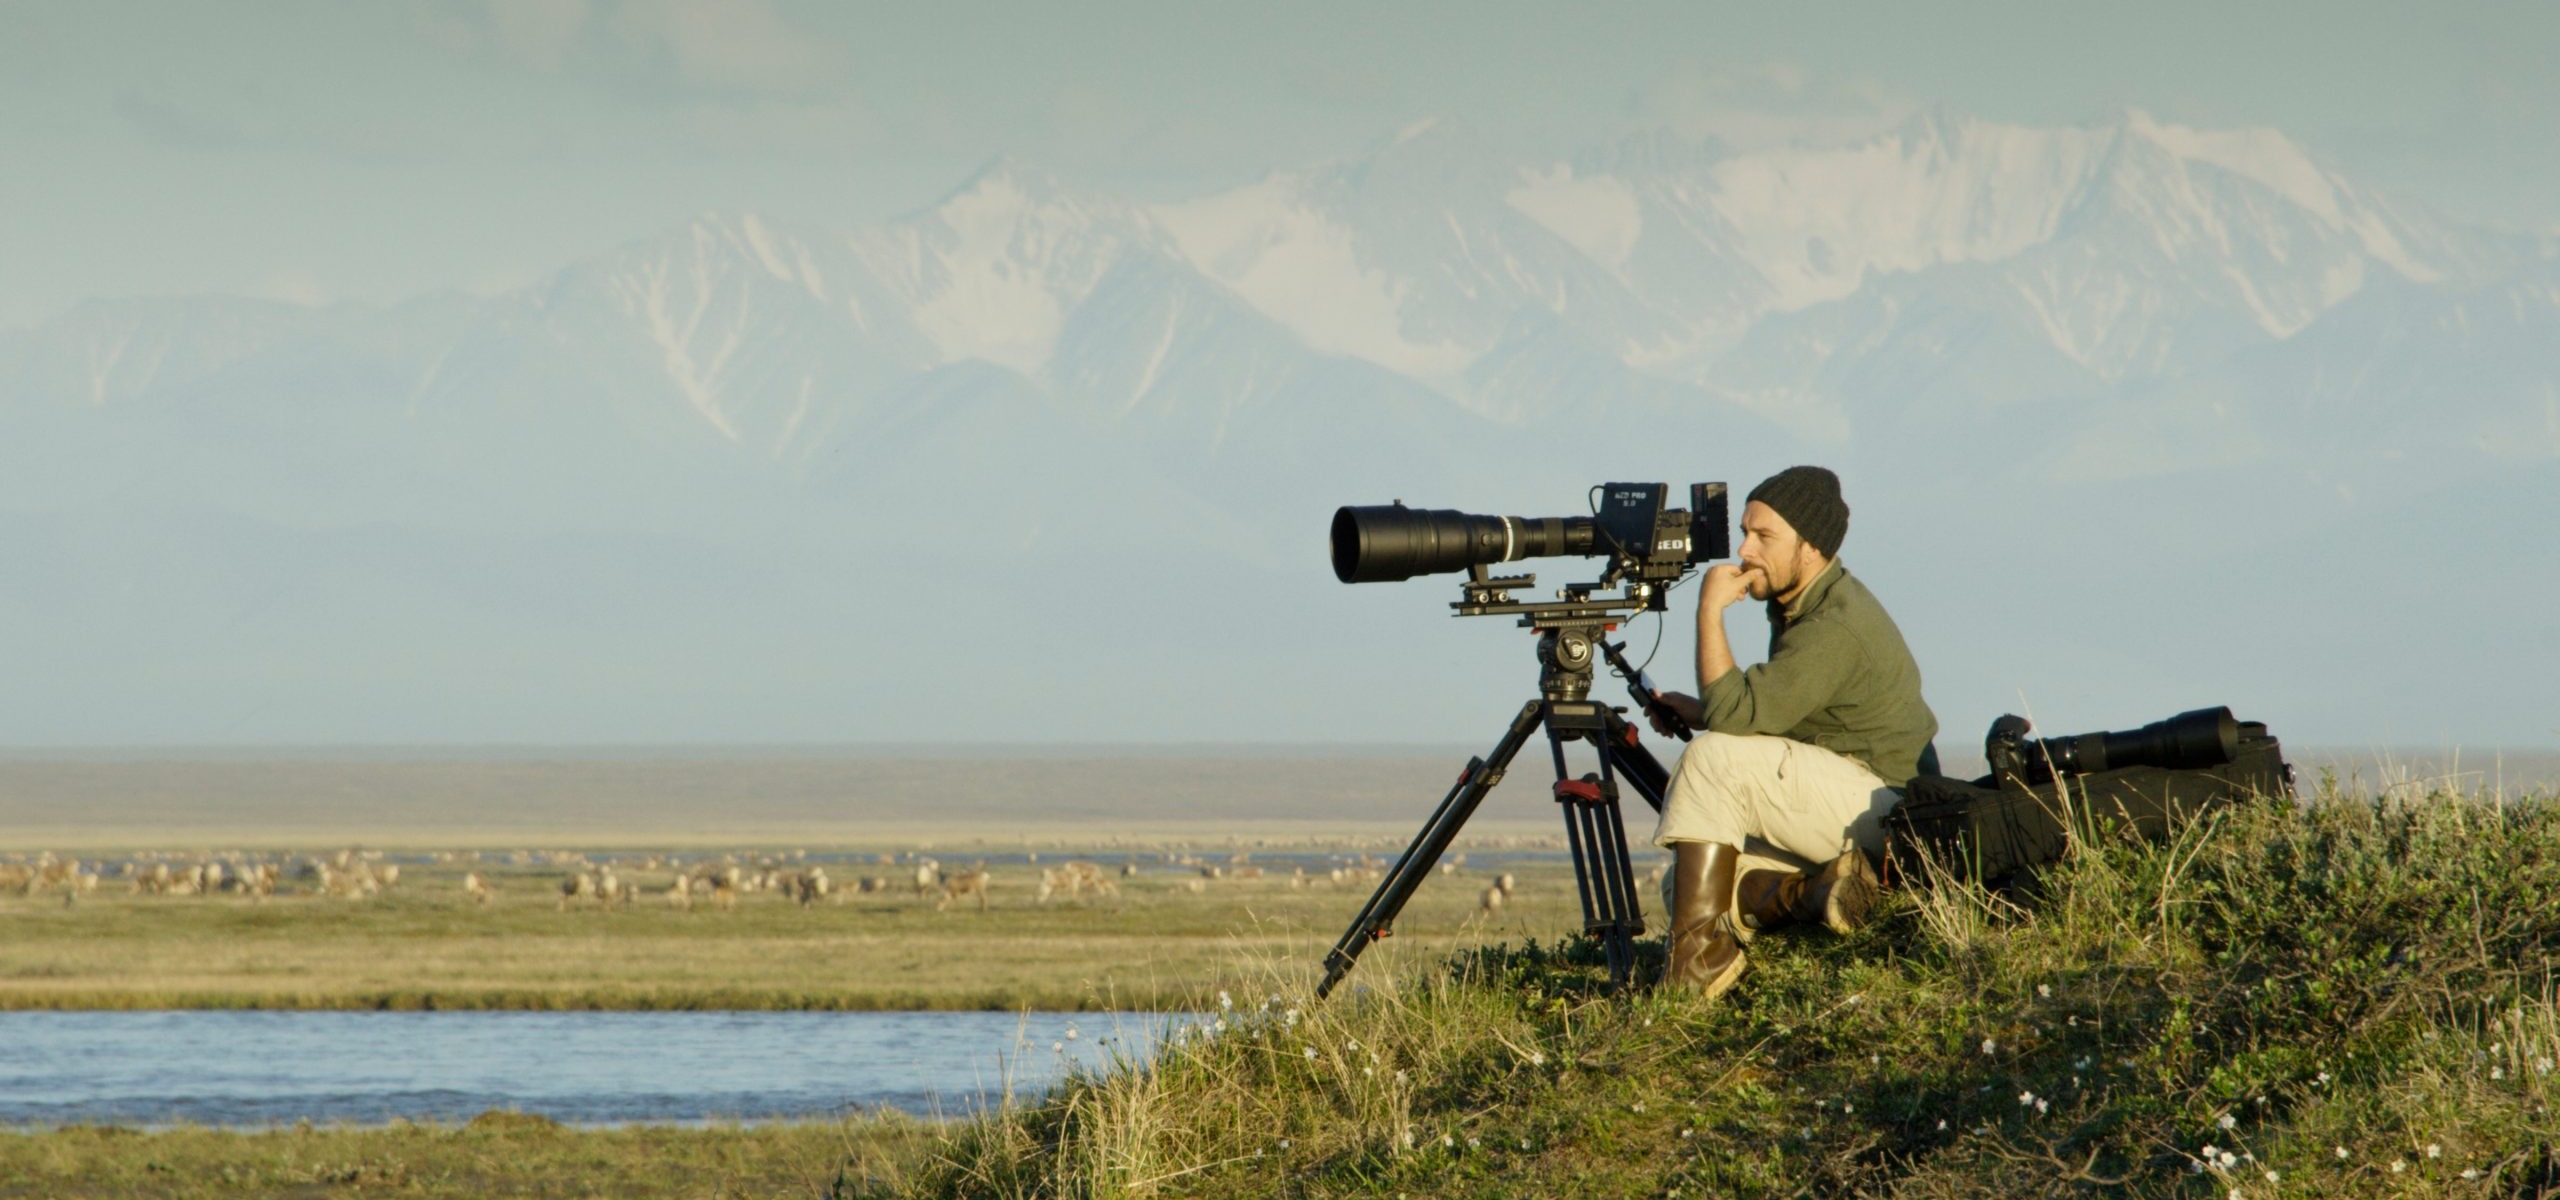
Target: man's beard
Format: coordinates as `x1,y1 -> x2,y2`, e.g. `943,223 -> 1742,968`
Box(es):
1743,564 -> 1778,600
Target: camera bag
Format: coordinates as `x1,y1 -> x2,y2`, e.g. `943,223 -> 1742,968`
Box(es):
1884,719 -> 2293,887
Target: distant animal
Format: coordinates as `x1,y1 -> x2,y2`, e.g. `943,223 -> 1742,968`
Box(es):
936,867 -> 992,912
1035,861 -> 1117,904
462,872 -> 495,905
558,872 -> 597,910
1479,884 -> 1506,917
1496,872 -> 1517,896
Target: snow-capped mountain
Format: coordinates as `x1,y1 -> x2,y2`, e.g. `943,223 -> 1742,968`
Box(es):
1,109 -> 2552,746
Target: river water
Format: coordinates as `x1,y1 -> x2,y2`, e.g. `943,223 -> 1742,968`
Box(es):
0,1010 -> 1186,1128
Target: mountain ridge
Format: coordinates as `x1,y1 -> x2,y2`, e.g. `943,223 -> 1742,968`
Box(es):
1,108 -> 2550,746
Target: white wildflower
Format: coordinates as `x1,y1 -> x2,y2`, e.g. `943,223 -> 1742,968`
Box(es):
2334,1146 -> 2349,1160
1467,1136 -> 1480,1148
1632,1102 -> 1646,1113
2037,1098 -> 2049,1115
1845,1102 -> 1855,1114
2038,983 -> 2052,998
2203,1144 -> 2221,1160
1064,1027 -> 1078,1040
1528,1051 -> 1546,1066
2219,1113 -> 2237,1130
1217,990 -> 1233,1011
1442,1134 -> 1454,1147
2494,1066 -> 2507,1080
1679,1128 -> 1693,1140
1278,1138 -> 1290,1149
2316,1071 -> 2331,1086
1303,1046 -> 1318,1060
1982,1038 -> 1997,1055
2392,1159 -> 2407,1173
2264,1169 -> 2280,1182
2220,1151 -> 2237,1168
2018,1090 -> 2035,1106
2427,1143 -> 2442,1159
1050,1041 -> 1064,1052
2462,1168 -> 2481,1180
1936,1119 -> 1948,1131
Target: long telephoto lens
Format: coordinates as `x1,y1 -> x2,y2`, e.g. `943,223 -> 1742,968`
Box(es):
2099,706 -> 2240,772
2029,707 -> 2239,777
1330,505 -> 1595,583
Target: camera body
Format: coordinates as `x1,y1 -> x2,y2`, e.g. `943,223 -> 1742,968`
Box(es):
1592,482 -> 1731,591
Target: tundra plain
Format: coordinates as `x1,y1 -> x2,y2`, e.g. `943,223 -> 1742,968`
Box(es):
0,749 -> 1592,1012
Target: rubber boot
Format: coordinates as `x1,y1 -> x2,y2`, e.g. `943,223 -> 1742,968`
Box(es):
1735,868 -> 1803,934
1664,841 -> 1746,999
1800,842 -> 1882,934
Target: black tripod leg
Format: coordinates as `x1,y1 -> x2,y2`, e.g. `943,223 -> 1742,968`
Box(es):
1317,700 -> 1545,1000
1588,757 -> 1644,987
1547,727 -> 1599,944
1548,707 -> 1662,990
1602,710 -> 1674,814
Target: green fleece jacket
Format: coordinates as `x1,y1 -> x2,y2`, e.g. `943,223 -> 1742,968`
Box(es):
1699,560 -> 1940,787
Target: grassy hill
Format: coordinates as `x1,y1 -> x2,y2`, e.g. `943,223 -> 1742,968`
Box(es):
866,775 -> 2560,1198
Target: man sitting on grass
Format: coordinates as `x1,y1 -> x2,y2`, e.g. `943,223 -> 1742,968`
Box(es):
1643,466 -> 1939,1000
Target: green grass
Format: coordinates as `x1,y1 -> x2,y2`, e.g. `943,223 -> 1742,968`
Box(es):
0,1110 -> 929,1199
875,777 -> 2560,1198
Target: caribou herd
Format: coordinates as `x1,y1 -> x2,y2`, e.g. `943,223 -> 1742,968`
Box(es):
1,844 -> 1539,916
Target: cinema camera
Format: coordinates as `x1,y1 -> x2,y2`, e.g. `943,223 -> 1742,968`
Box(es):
1331,482 -> 1732,605
1316,483 -> 1729,998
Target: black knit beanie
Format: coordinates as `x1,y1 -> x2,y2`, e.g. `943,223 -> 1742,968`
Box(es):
1746,465 -> 1849,558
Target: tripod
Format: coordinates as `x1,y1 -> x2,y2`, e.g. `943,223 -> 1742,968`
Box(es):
1317,593 -> 1691,999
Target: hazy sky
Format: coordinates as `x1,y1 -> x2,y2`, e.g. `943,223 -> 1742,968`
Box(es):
4,0 -> 2555,328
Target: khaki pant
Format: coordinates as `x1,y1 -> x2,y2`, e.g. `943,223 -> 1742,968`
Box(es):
1648,733 -> 1901,939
